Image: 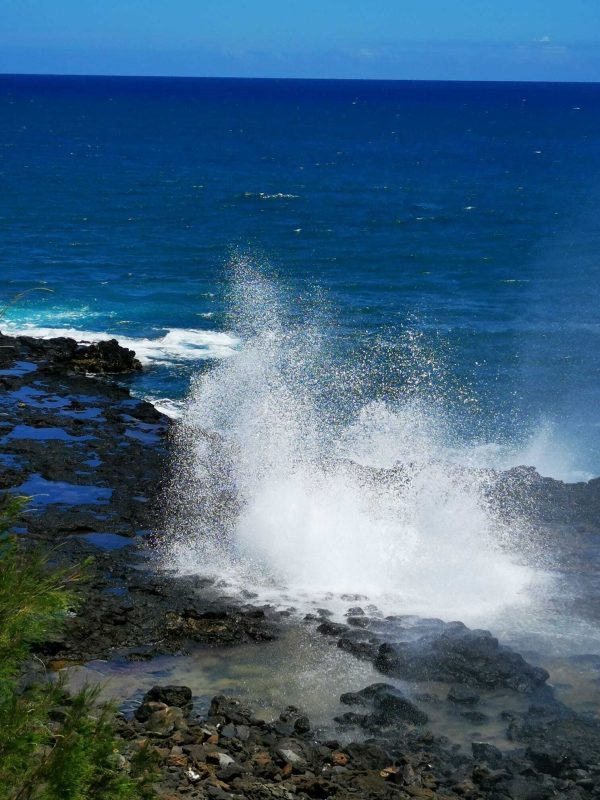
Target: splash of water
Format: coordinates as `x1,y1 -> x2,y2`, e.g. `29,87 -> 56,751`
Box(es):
164,258 -> 542,624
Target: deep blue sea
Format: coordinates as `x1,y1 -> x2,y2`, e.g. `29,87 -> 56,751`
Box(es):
2,74 -> 600,480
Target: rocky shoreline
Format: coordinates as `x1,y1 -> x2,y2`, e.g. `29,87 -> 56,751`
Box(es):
2,330 -> 600,799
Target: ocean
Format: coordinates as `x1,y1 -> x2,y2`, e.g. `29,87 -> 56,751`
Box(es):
2,74 -> 600,481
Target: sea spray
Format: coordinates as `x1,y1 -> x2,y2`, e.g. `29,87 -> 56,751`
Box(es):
164,259 -> 541,624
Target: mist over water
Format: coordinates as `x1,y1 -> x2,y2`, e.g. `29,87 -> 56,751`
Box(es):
165,259 -> 546,626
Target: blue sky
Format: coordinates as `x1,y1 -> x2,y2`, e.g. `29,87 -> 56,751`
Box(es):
1,0 -> 599,81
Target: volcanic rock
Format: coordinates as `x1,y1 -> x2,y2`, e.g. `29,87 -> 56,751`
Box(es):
375,626 -> 549,691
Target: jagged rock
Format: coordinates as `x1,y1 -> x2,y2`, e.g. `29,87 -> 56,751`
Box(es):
340,683 -> 427,726
140,685 -> 192,712
0,331 -> 141,374
163,606 -> 276,646
71,339 -> 142,374
375,626 -> 549,692
507,702 -> 600,777
208,695 -> 256,726
293,715 -> 311,734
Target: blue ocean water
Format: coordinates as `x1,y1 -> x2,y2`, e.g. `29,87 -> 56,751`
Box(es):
1,75 -> 600,480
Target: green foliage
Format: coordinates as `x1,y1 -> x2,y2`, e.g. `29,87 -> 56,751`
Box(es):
0,494 -> 81,680
0,495 -> 155,800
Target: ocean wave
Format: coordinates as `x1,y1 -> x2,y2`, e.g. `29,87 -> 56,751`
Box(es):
243,192 -> 299,200
145,397 -> 185,419
2,323 -> 240,365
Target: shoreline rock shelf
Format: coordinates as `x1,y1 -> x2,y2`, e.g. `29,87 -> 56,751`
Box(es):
2,330 -> 600,798
0,331 -> 280,661
109,684 -> 600,799
0,330 -> 165,544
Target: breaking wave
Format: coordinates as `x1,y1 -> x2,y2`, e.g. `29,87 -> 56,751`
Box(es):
164,258 -> 546,625
2,323 -> 240,365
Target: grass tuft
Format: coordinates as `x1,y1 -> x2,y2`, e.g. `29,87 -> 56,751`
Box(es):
0,495 -> 155,800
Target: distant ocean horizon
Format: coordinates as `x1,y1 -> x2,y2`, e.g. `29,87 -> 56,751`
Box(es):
2,73 -> 600,480
4,72 -> 600,84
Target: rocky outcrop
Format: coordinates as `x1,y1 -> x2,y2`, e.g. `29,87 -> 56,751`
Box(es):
0,337 -> 166,545
69,338 -> 142,374
337,682 -> 429,728
0,331 -> 141,374
318,615 -> 549,692
374,626 -> 549,692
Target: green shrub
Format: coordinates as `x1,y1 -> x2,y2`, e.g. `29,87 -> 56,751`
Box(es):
0,495 -> 155,800
0,494 -> 81,678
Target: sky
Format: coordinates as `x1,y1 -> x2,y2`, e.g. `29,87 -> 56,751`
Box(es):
1,0 -> 599,82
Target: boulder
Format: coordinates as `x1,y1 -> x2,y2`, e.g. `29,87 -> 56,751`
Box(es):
340,683 -> 428,726
134,685 -> 193,722
142,684 -> 192,710
70,339 -> 142,374
375,627 -> 549,692
208,695 -> 255,725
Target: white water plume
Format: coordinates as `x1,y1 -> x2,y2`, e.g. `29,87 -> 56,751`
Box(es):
164,259 -> 542,624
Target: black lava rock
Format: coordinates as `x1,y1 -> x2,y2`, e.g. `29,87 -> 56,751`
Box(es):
375,627 -> 549,692
142,684 -> 192,710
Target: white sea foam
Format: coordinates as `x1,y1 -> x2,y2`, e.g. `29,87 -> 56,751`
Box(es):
2,323 -> 240,365
243,192 -> 299,200
147,397 -> 185,419
164,260 -> 546,626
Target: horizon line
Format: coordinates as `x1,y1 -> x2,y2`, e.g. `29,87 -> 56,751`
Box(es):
1,71 -> 599,86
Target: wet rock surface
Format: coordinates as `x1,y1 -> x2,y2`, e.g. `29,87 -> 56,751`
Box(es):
0,331 -> 164,543
328,616 -> 548,692
0,331 -> 279,661
374,625 -> 549,692
38,564 -> 281,663
312,610 -> 600,797
338,683 -> 429,728
3,331 -> 600,797
102,685 -> 600,800
492,465 -> 600,535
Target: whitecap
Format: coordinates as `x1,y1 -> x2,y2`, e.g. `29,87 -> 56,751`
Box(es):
2,323 -> 240,365
145,397 -> 185,419
243,192 -> 299,200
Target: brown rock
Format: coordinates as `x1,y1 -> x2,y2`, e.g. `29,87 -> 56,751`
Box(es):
380,766 -> 401,780
133,738 -> 149,750
331,751 -> 350,766
167,754 -> 188,768
47,659 -> 80,671
147,706 -> 184,734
